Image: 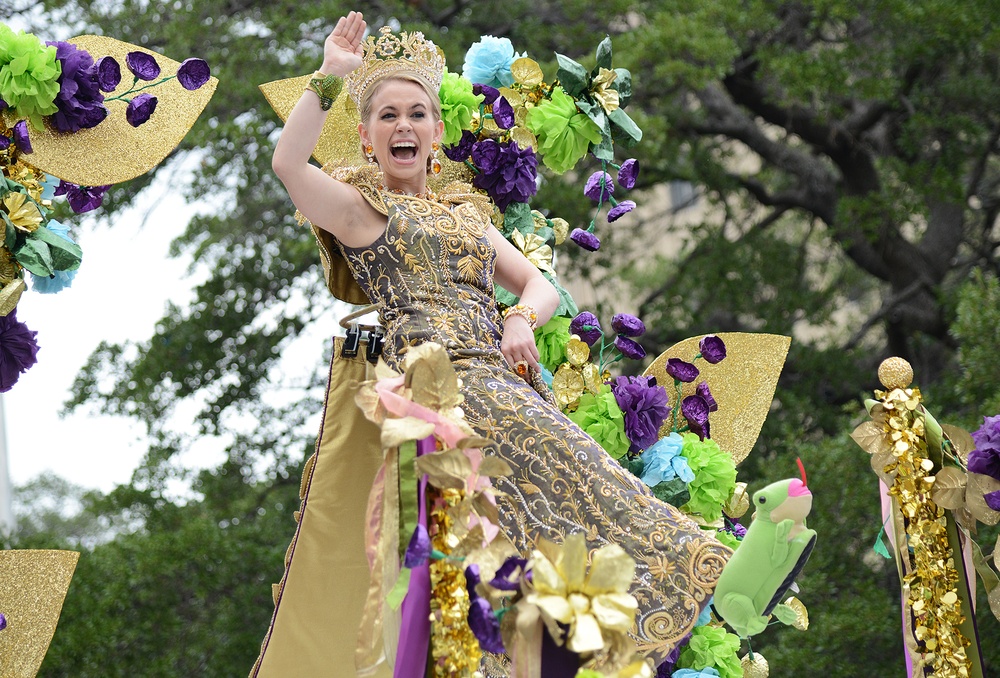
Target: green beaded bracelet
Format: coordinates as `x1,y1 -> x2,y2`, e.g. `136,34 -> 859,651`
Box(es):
306,71 -> 343,111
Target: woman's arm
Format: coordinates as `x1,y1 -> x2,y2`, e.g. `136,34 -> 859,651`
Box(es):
271,11 -> 371,239
487,226 -> 560,372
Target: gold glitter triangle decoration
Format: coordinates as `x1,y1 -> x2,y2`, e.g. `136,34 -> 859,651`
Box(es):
26,35 -> 218,186
643,332 -> 790,464
0,550 -> 80,677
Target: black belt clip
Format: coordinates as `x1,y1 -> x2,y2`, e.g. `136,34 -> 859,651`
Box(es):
366,327 -> 385,364
341,322 -> 362,358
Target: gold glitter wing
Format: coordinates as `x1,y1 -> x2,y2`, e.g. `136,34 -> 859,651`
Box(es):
0,549 -> 80,677
643,332 -> 791,464
26,36 -> 218,186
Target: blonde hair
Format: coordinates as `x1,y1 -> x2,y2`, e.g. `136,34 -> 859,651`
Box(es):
358,74 -> 442,123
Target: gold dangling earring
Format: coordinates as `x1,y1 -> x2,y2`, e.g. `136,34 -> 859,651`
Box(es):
430,141 -> 442,175
365,144 -> 375,164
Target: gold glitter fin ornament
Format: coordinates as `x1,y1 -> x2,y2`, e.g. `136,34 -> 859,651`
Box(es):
25,35 -> 218,186
0,550 -> 80,677
643,332 -> 791,464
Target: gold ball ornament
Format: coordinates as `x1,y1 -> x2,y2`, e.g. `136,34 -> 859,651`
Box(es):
878,356 -> 913,390
741,652 -> 770,678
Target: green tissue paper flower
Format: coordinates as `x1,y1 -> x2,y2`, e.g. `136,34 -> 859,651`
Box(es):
534,315 -> 571,372
567,385 -> 630,460
677,625 -> 742,678
679,433 -> 737,523
526,86 -> 603,174
438,70 -> 482,145
713,529 -> 739,550
0,25 -> 61,129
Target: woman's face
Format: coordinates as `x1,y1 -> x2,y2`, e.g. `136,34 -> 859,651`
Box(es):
360,78 -> 443,189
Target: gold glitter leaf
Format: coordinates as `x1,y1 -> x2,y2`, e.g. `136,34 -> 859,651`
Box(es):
930,466 -> 967,510
644,333 -> 790,464
0,277 -> 26,316
552,363 -> 585,408
871,447 -> 898,485
942,424 -> 975,465
405,343 -> 462,410
28,36 -> 218,185
0,550 -> 80,677
581,363 -> 603,394
724,482 -> 750,519
510,125 -> 538,152
566,336 -> 591,366
967,473 -> 1000,526
414,448 -> 473,490
741,652 -> 770,678
511,57 -> 544,86
851,420 -> 890,456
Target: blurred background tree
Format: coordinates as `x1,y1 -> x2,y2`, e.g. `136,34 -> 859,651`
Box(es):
6,0 -> 1000,675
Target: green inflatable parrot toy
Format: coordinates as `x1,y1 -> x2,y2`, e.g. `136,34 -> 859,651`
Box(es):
713,462 -> 817,638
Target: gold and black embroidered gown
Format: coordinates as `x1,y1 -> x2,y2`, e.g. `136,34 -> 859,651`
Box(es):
325,166 -> 730,666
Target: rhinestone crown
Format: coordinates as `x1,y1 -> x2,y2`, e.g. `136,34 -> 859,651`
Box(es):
345,26 -> 446,108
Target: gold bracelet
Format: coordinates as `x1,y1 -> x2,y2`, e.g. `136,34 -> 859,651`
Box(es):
503,303 -> 538,330
305,70 -> 343,111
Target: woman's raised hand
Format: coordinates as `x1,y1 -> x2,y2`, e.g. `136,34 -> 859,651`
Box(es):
322,11 -> 366,77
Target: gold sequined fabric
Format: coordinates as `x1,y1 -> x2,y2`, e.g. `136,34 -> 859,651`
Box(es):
330,169 -> 731,667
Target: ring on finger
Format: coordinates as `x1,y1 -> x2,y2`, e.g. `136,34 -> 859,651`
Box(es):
514,360 -> 529,376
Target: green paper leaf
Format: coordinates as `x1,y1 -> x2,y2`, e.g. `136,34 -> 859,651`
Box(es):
626,457 -> 645,477
651,478 -> 690,507
609,107 -> 643,146
495,284 -> 519,307
555,53 -> 589,98
613,68 -> 633,107
2,213 -> 17,250
386,568 -> 412,610
544,272 -> 579,317
503,201 -> 534,236
32,225 -> 83,271
592,133 -> 615,161
595,36 -> 613,71
772,603 -> 798,626
12,236 -> 54,276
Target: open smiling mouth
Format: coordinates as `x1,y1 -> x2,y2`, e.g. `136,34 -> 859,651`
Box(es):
391,141 -> 417,160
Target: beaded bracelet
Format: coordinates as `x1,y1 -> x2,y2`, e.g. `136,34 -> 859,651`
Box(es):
306,71 -> 343,111
503,303 -> 538,330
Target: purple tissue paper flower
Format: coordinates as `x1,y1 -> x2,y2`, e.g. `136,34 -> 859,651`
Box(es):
986,490 -> 1000,512
488,556 -> 529,591
617,158 -> 639,189
47,41 -> 108,133
665,358 -> 699,383
96,56 -> 122,92
125,51 -> 161,81
614,334 -> 646,360
54,181 -> 110,214
570,311 -> 603,346
12,120 -> 31,153
570,228 -> 601,251
699,335 -> 727,364
681,394 -> 711,440
724,516 -> 747,539
696,381 -> 718,412
584,171 -> 614,202
607,199 -> 636,222
0,136 -> 9,150
444,129 -> 477,162
177,58 -> 211,90
611,375 -> 670,450
469,597 -> 506,653
492,95 -> 515,129
471,138 -> 501,174
472,83 -> 500,104
403,524 -> 432,568
0,96 -> 6,111
126,93 -> 158,127
969,414 -> 1000,481
0,612 -> 6,631
611,312 -> 645,338
0,310 -> 40,393
471,140 -> 537,212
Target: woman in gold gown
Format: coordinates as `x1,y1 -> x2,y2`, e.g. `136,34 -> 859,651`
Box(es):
256,11 -> 729,675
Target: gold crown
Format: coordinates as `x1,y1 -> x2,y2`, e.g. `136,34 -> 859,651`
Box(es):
345,26 -> 446,108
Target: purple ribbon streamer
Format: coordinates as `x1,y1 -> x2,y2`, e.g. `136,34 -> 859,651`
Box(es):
394,435 -> 436,678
